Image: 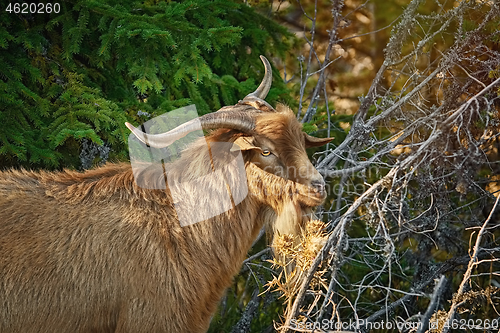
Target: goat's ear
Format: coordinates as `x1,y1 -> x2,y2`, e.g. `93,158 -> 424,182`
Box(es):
232,136 -> 261,152
304,133 -> 334,148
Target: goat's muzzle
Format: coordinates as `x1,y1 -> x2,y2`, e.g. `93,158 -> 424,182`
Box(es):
311,179 -> 327,200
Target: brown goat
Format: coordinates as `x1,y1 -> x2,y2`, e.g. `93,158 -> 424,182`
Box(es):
0,56 -> 332,333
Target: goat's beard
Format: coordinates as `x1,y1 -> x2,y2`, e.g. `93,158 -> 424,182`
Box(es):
270,201 -> 317,241
261,201 -> 321,277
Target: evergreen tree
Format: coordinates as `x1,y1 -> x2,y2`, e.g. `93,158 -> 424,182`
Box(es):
0,0 -> 293,169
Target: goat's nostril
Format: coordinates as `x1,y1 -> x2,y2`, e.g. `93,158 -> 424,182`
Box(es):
311,179 -> 326,194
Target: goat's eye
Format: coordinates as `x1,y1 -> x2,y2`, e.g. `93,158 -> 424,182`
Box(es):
261,150 -> 271,156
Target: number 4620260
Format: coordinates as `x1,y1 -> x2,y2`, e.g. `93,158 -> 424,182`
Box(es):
5,3 -> 60,14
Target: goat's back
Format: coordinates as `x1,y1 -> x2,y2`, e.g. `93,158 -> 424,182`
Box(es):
0,165 -> 247,333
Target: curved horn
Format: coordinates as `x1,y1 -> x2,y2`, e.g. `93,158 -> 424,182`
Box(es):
243,55 -> 272,101
126,110 -> 255,149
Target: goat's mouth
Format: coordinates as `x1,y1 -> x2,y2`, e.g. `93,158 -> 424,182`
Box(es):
309,180 -> 327,201
309,187 -> 327,203
314,188 -> 327,200
299,184 -> 327,207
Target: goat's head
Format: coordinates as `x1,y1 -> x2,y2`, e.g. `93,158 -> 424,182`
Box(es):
238,105 -> 331,197
126,56 -> 332,200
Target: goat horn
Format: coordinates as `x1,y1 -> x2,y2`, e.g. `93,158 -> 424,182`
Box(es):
126,110 -> 255,149
243,55 -> 272,101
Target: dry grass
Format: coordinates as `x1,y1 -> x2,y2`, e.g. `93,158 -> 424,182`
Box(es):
266,219 -> 329,329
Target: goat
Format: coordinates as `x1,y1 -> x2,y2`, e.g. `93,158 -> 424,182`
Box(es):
0,56 -> 332,333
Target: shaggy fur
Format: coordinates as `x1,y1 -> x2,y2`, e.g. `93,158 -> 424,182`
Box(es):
0,106 -> 328,333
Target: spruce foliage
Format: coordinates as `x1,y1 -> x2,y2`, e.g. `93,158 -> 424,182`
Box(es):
0,0 -> 293,169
